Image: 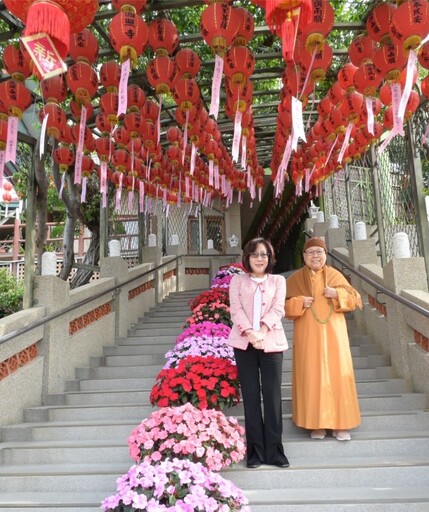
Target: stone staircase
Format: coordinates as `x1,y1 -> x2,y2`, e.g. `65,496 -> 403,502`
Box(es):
1,289 -> 429,511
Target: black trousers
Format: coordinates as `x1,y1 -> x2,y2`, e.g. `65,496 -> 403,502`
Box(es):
234,345 -> 285,464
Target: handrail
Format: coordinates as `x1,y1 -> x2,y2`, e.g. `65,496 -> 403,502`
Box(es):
329,247 -> 429,320
0,253 -> 241,346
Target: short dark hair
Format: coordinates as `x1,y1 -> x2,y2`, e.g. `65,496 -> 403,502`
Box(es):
242,237 -> 275,274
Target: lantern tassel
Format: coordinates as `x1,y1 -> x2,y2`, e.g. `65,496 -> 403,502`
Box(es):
25,1 -> 70,58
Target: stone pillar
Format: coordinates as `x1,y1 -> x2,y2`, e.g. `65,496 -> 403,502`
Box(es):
325,227 -> 347,266
225,201 -> 241,254
142,247 -> 163,303
313,221 -> 329,238
33,275 -> 71,394
348,238 -> 379,330
100,256 -> 130,339
383,258 -> 428,384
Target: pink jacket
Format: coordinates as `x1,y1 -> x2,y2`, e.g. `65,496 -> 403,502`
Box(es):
227,273 -> 288,353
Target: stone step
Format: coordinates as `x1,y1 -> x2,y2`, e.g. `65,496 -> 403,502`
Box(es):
2,435 -> 429,466
0,489 -> 428,512
116,335 -> 177,346
0,462 -> 428,493
4,411 -> 429,442
129,326 -> 184,336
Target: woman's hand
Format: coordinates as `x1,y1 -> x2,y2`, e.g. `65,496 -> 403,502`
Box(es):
303,296 -> 314,308
246,329 -> 265,350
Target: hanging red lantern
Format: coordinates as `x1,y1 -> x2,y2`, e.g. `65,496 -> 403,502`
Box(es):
328,81 -> 346,106
81,153 -> 95,179
297,0 -> 334,53
373,41 -> 407,82
127,84 -> 146,112
250,0 -> 313,61
99,60 -> 121,93
353,62 -> 382,98
173,78 -> 201,112
112,148 -> 131,173
225,80 -> 253,114
66,61 -> 98,103
403,89 -> 420,120
382,106 -> 394,130
109,10 -> 148,68
366,2 -> 396,45
233,7 -> 255,47
69,28 -> 99,65
70,100 -> 94,122
224,46 -> 255,90
2,44 -> 32,82
166,126 -> 183,146
2,191 -> 12,203
146,55 -> 178,96
41,75 -> 68,104
123,111 -> 143,139
3,0 -> 99,59
298,40 -> 332,83
390,0 -> 429,52
140,99 -> 159,124
348,34 -> 378,67
175,48 -> 201,78
148,18 -> 179,56
0,119 -> 8,149
95,136 -> 112,162
418,41 -> 429,69
113,126 -> 130,148
165,145 -> 183,167
200,2 -> 241,56
140,120 -> 158,148
422,74 -> 429,98
54,144 -> 75,173
175,104 -> 200,128
337,62 -> 358,91
99,92 -> 119,127
112,0 -> 147,13
71,124 -> 95,152
95,112 -> 114,136
39,103 -> 67,139
0,79 -> 32,119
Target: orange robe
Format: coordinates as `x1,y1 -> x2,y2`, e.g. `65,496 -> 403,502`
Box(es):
285,266 -> 361,430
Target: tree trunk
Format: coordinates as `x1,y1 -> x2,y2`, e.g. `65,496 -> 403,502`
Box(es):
33,144 -> 48,275
70,230 -> 100,289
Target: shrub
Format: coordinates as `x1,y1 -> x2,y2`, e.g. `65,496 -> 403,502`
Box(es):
0,269 -> 24,318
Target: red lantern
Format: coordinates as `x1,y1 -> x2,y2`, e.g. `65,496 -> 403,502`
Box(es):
328,81 -> 346,106
125,85 -> 145,113
113,126 -> 130,148
298,40 -> 332,83
95,136 -> 112,162
166,126 -> 183,146
70,100 -> 94,122
2,191 -> 12,203
140,99 -> 159,124
175,104 -> 200,128
109,10 -> 148,67
112,148 -> 130,173
146,56 -> 178,96
140,121 -> 158,148
41,75 -> 68,104
373,41 -> 407,82
99,60 -> 121,93
81,154 -> 95,178
418,41 -> 429,69
54,144 -> 75,173
173,78 -> 201,112
39,103 -> 67,139
66,61 -> 98,103
297,0 -> 334,53
0,119 -> 8,149
112,0 -> 147,13
123,111 -> 143,139
69,28 -> 99,64
0,79 -> 32,119
353,63 -> 382,98
200,2 -> 241,56
3,0 -> 99,59
175,48 -> 201,78
224,46 -> 255,90
366,2 -> 396,45
390,0 -> 429,52
348,34 -> 377,67
99,92 -> 119,126
71,124 -> 95,152
2,44 -> 32,82
234,7 -> 255,46
250,0 -> 313,61
338,62 -> 358,91
421,74 -> 429,98
148,18 -> 179,56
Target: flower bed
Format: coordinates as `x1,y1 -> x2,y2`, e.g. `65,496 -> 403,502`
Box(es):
150,355 -> 240,410
164,334 -> 235,368
101,458 -> 250,512
128,402 -> 245,471
175,321 -> 231,345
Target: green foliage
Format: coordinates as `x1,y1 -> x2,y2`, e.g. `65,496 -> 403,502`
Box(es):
0,269 -> 24,318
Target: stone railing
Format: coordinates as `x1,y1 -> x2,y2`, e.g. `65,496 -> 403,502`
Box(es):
0,252 -> 240,428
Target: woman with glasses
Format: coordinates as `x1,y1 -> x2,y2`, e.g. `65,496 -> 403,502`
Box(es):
227,237 -> 289,469
285,237 -> 362,441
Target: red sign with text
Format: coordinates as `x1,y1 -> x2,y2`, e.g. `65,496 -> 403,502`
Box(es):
21,33 -> 67,79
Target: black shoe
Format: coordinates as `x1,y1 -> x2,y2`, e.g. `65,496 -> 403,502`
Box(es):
246,458 -> 262,469
274,455 -> 290,468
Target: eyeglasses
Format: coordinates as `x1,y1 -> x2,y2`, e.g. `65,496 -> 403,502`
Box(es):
250,252 -> 269,259
304,249 -> 326,256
